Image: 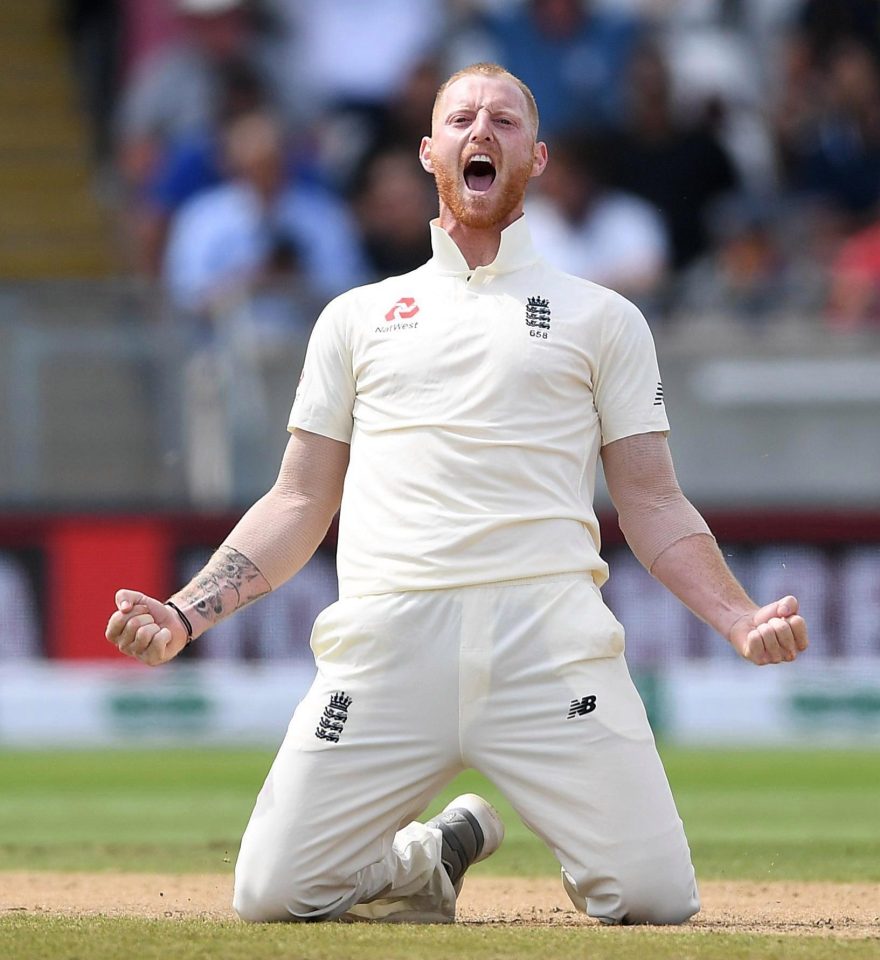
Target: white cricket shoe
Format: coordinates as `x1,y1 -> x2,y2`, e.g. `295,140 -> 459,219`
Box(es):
426,793 -> 505,892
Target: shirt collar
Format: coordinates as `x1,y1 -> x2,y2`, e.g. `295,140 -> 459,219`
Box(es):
428,215 -> 540,276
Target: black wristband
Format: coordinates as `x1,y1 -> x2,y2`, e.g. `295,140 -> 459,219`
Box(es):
165,601 -> 194,646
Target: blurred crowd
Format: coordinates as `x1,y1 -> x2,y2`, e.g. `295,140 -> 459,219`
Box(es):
0,0 -> 865,660
59,0 -> 880,335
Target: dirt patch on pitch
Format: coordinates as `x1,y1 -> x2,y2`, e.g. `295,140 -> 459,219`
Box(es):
1,872 -> 877,939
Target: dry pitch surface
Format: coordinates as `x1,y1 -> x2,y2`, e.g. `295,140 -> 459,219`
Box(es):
2,873 -> 878,940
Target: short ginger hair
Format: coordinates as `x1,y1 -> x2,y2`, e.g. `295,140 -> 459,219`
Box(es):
432,63 -> 540,135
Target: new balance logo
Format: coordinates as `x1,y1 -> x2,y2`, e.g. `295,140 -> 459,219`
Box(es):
315,691 -> 353,742
567,695 -> 597,719
525,296 -> 551,330
653,382 -> 664,406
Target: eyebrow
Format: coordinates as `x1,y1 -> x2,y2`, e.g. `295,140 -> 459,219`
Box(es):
445,102 -> 519,118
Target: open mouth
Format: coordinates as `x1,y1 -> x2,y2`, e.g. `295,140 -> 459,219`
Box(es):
463,154 -> 496,193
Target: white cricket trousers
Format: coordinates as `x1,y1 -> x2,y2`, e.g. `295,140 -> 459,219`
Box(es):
233,574 -> 699,924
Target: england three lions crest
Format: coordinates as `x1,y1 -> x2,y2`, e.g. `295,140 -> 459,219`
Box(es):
525,296 -> 551,330
315,691 -> 353,743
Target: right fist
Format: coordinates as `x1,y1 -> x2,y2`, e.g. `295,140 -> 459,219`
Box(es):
105,590 -> 189,666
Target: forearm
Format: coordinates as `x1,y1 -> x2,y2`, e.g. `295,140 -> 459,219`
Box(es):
223,482 -> 337,591
602,433 -> 807,663
603,432 -> 712,571
602,433 -> 757,641
170,488 -> 337,639
649,532 -> 757,641
170,430 -> 348,640
169,544 -> 272,640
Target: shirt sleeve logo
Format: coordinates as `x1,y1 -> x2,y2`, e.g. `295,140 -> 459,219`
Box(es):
653,381 -> 664,406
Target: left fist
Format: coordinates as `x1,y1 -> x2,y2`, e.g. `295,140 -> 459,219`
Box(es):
729,596 -> 808,666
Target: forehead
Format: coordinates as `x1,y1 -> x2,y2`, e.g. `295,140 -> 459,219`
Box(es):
436,74 -> 530,119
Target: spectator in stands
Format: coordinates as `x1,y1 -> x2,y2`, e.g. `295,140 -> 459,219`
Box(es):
647,1 -> 781,193
774,7 -> 828,185
350,148 -> 436,280
371,59 -> 448,156
266,0 -> 446,189
162,110 -> 367,318
780,40 -> 880,219
60,0 -> 121,169
316,57 -> 447,191
133,58 -> 271,275
609,42 -> 739,269
162,110 -> 366,506
793,0 -> 880,68
674,192 -> 824,324
454,0 -> 643,135
114,0 -> 289,195
271,0 -> 447,122
827,213 -> 880,330
526,135 -> 670,309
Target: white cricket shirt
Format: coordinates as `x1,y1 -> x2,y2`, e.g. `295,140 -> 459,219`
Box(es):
289,216 -> 669,598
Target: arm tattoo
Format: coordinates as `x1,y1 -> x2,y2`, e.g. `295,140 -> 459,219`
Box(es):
176,546 -> 271,628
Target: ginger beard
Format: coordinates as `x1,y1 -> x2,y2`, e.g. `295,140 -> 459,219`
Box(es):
431,148 -> 535,230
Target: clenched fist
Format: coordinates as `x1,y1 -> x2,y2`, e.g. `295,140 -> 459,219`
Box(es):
105,590 -> 189,666
728,595 -> 808,666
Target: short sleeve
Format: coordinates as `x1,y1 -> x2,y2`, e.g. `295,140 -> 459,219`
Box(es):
593,295 -> 669,445
288,296 -> 356,443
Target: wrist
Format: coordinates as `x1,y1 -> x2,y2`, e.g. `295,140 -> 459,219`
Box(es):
165,601 -> 194,646
724,610 -> 755,642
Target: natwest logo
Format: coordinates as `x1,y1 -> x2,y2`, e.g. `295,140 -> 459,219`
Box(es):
384,297 -> 420,322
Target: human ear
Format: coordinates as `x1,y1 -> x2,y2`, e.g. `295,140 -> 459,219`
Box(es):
530,141 -> 549,179
419,136 -> 434,173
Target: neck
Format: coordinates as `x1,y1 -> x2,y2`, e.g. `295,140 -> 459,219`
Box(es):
436,206 -> 524,269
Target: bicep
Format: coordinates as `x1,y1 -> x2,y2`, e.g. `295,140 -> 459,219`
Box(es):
601,431 -> 712,571
274,429 -> 350,509
221,430 -> 349,591
601,431 -> 680,507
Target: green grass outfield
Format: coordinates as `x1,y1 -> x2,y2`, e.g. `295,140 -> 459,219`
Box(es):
2,915 -> 877,960
1,747 -> 878,958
